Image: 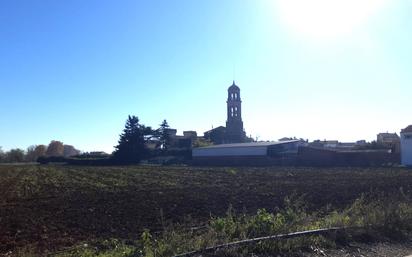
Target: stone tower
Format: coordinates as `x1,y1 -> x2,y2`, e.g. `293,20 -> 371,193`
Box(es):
225,81 -> 246,143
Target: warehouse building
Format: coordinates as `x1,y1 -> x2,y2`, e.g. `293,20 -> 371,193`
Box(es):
192,140 -> 301,166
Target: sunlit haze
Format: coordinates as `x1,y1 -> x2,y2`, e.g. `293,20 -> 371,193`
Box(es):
1,0 -> 411,153
274,0 -> 389,42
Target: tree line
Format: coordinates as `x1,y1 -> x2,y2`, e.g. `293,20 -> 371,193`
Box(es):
0,141 -> 80,163
112,116 -> 181,164
37,116 -> 194,165
1,115 -> 208,165
110,115 -> 211,164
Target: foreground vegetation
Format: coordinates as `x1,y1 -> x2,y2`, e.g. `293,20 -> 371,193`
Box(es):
1,165 -> 412,256
50,193 -> 412,257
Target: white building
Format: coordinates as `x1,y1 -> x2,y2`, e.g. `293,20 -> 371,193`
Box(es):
192,140 -> 302,166
400,125 -> 412,166
193,140 -> 300,157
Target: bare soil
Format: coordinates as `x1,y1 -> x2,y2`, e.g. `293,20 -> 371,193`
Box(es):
1,165 -> 412,254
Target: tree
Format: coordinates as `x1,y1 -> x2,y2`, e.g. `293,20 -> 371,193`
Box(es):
35,145 -> 47,158
46,141 -> 64,157
0,147 -> 5,162
157,119 -> 172,150
113,115 -> 153,164
192,138 -> 213,148
63,145 -> 80,157
26,145 -> 47,162
25,145 -> 37,162
6,148 -> 25,163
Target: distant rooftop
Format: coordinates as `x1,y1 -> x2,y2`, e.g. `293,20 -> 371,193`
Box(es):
195,140 -> 300,149
204,126 -> 225,134
377,132 -> 399,139
402,125 -> 412,133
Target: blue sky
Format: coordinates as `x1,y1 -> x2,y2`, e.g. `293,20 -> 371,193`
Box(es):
1,0 -> 411,153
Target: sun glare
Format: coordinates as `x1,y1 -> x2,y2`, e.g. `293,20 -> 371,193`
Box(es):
274,0 -> 389,43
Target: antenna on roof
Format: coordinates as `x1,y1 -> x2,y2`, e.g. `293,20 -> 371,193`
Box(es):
233,62 -> 236,83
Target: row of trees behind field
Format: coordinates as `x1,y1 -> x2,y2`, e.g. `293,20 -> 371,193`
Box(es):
112,116 -> 187,164
1,115 -> 203,165
0,141 -> 80,163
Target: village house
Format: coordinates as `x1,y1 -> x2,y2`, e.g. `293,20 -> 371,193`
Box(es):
400,125 -> 412,166
145,129 -> 199,150
164,129 -> 199,149
377,132 -> 400,153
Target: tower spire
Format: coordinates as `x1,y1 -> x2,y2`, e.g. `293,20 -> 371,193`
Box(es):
232,62 -> 236,83
226,81 -> 245,143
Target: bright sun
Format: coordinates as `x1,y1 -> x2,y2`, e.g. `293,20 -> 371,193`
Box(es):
274,0 -> 389,42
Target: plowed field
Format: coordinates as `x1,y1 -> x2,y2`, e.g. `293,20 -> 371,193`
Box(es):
1,165 -> 411,253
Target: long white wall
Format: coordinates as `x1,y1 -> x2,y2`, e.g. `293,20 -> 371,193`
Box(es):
401,132 -> 412,166
193,146 -> 267,157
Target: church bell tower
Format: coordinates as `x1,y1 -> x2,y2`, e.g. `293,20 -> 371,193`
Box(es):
225,81 -> 246,143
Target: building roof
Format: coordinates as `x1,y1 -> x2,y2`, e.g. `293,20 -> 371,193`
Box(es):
228,81 -> 240,91
204,126 -> 226,134
195,140 -> 300,149
377,132 -> 399,139
402,125 -> 412,133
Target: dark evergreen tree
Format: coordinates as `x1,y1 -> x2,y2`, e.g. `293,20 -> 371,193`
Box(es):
0,147 -> 4,162
158,119 -> 171,150
113,115 -> 152,164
